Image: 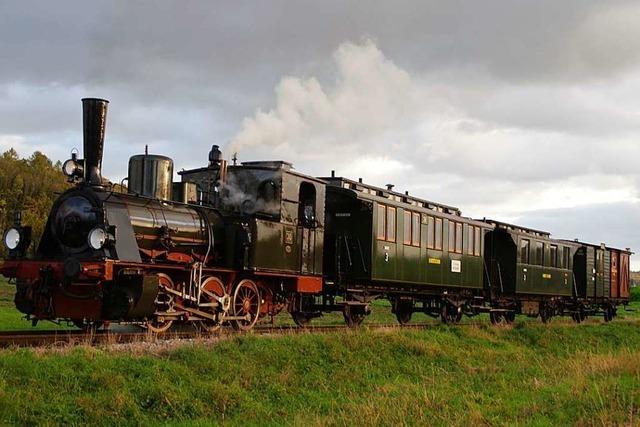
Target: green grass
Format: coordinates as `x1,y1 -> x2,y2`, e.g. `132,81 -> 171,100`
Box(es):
0,322 -> 638,425
0,277 -> 72,330
0,278 -> 639,424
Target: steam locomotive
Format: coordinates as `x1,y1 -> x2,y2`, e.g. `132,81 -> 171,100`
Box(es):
0,98 -> 632,331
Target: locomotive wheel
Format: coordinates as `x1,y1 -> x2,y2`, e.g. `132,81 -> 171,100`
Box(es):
146,273 -> 175,333
440,303 -> 462,325
232,279 -> 261,331
197,277 -> 227,333
343,305 -> 365,328
147,316 -> 174,333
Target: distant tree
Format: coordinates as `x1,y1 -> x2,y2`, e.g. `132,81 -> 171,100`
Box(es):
0,149 -> 70,257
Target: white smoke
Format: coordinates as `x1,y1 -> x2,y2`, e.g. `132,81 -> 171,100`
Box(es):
229,39 -> 437,158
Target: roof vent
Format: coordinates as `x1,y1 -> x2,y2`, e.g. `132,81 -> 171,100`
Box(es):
386,184 -> 394,191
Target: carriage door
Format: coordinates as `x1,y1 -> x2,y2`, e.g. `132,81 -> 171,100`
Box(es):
298,182 -> 317,274
611,252 -> 619,298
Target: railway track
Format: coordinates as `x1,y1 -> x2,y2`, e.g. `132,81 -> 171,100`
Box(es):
0,318 -> 635,349
0,322 -> 452,349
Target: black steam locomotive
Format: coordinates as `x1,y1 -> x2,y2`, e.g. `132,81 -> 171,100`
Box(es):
0,98 -> 632,331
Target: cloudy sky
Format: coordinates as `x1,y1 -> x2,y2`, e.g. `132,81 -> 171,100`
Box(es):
1,1 -> 639,267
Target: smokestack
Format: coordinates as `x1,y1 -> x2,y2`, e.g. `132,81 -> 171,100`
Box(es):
82,98 -> 109,186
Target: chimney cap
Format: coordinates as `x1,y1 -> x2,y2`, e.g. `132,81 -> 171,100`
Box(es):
386,184 -> 394,191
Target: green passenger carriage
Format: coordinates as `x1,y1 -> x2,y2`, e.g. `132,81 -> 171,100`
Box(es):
320,175 -> 493,324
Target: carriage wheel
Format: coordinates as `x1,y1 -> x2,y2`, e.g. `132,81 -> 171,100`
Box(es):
441,303 -> 462,325
197,277 -> 227,333
540,305 -> 552,324
603,305 -> 615,323
572,309 -> 585,324
232,279 -> 261,331
146,273 -> 175,333
343,304 -> 366,328
290,295 -> 314,327
292,312 -> 313,327
490,311 -> 511,325
72,319 -> 103,332
395,301 -> 413,325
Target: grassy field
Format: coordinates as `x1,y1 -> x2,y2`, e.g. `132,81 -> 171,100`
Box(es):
0,279 -> 638,425
0,321 -> 638,425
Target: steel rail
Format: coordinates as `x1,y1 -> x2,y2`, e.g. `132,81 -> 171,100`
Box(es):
0,319 -> 636,349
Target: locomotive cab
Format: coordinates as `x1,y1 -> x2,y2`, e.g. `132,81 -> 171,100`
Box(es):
180,160 -> 325,285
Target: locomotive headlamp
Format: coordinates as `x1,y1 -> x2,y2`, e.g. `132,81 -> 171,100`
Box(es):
3,228 -> 20,250
62,152 -> 84,179
88,227 -> 107,250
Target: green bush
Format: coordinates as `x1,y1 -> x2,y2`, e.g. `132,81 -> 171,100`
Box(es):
631,286 -> 640,302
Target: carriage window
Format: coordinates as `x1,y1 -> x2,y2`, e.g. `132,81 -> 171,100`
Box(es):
474,226 -> 481,256
562,247 -> 571,269
535,242 -> 544,266
448,222 -> 456,253
386,207 -> 396,242
377,205 -> 386,240
455,223 -> 463,254
466,225 -> 474,255
520,239 -> 530,264
403,211 -> 411,245
427,216 -> 435,249
435,218 -> 443,250
412,212 -> 420,246
596,250 -> 604,272
550,245 -> 558,268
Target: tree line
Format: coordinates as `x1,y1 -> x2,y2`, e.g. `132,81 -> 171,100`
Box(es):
0,149 -> 70,257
